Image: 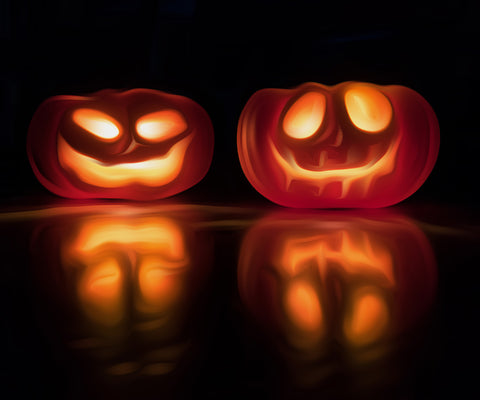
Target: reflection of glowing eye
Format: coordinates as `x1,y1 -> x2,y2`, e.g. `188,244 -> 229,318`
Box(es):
72,108 -> 121,140
283,92 -> 326,139
284,280 -> 323,332
136,109 -> 188,142
344,85 -> 392,133
343,288 -> 389,346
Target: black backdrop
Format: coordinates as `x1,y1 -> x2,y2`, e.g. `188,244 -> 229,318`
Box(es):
0,2 -> 479,399
0,0 -> 478,204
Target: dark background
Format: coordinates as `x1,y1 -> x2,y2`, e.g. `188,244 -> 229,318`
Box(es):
0,1 -> 478,399
0,0 -> 478,205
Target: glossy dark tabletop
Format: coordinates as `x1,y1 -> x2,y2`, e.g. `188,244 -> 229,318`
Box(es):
0,199 -> 477,399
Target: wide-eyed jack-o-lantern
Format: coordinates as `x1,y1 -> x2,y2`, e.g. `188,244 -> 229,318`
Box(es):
238,211 -> 437,373
27,89 -> 214,200
237,82 -> 440,207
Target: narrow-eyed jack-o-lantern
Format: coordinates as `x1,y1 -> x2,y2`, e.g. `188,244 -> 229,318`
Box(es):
27,89 -> 214,200
238,211 -> 437,364
237,82 -> 440,207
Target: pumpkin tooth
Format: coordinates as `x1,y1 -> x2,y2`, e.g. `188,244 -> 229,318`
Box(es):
318,151 -> 327,168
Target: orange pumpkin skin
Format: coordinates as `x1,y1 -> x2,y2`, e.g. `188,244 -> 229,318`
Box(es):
27,89 -> 214,200
237,82 -> 440,208
238,211 -> 437,353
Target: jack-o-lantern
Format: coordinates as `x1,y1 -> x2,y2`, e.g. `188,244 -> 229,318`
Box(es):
237,82 -> 440,208
30,206 -> 212,380
27,89 -> 214,200
238,211 -> 437,370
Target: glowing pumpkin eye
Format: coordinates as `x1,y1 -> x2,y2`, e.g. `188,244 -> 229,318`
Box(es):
344,85 -> 392,133
136,109 -> 188,142
283,92 -> 326,139
72,108 -> 121,140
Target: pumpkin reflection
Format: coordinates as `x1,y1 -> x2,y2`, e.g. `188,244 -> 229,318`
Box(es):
32,207 -> 211,380
62,216 -> 190,326
238,211 -> 437,366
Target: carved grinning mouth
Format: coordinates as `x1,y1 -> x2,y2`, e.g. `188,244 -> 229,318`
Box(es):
269,137 -> 401,198
58,135 -> 193,188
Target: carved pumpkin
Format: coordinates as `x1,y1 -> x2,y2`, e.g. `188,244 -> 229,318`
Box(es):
27,89 -> 214,200
237,82 -> 440,207
238,211 -> 437,358
31,206 -> 212,378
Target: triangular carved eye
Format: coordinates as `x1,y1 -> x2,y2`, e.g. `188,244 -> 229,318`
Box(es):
136,109 -> 187,142
344,85 -> 392,133
72,108 -> 121,140
283,92 -> 326,139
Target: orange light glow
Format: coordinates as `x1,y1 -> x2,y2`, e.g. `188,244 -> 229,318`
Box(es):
344,85 -> 392,133
27,88 -> 214,200
138,256 -> 183,311
58,135 -> 192,187
64,216 -> 190,321
136,109 -> 188,142
31,208 -> 214,379
78,258 -> 124,326
71,217 -> 186,259
237,81 -> 440,207
343,288 -> 389,346
238,212 -> 437,374
278,230 -> 394,284
285,280 -> 323,332
72,108 -> 121,140
276,228 -> 393,348
270,136 -> 399,198
283,92 -> 326,139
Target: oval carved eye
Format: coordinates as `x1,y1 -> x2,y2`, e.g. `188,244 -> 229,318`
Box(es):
136,109 -> 188,142
72,108 -> 121,140
283,92 -> 326,139
344,85 -> 392,133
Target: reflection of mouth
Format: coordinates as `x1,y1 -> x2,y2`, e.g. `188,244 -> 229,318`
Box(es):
269,138 -> 400,197
277,229 -> 395,285
58,135 -> 193,187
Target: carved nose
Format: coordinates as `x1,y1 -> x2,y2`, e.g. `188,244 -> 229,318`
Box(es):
120,139 -> 139,155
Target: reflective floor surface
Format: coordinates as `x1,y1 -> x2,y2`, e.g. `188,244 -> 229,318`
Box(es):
0,201 -> 477,399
